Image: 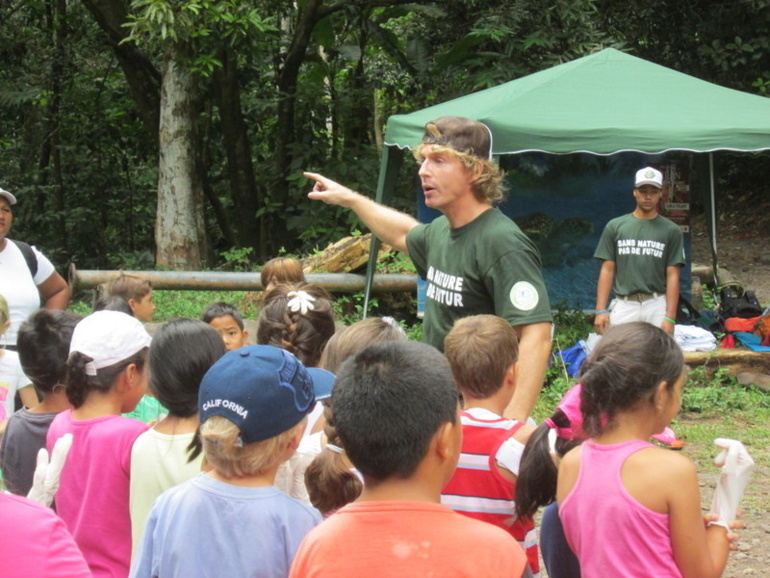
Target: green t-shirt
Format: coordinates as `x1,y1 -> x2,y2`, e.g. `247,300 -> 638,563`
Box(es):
122,395 -> 167,423
406,208 -> 552,350
594,213 -> 685,296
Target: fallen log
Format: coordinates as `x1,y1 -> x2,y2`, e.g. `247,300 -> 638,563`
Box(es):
683,348 -> 770,378
300,234 -> 394,274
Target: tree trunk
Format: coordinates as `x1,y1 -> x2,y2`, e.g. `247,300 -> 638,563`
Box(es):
155,46 -> 207,269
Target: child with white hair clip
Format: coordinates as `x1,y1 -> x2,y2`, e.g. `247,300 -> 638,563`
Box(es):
46,310 -> 152,578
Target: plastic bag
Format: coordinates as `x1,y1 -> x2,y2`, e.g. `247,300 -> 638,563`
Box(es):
557,340 -> 587,377
709,438 -> 754,528
584,332 -> 602,354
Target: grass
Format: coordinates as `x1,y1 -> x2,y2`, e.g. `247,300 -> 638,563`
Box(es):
70,289 -> 261,322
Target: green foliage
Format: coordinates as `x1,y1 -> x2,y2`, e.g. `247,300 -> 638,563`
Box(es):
127,0 -> 276,47
218,247 -> 254,272
332,292 -> 379,326
534,305 -> 590,420
68,289 -> 261,322
682,366 -> 770,414
152,290 -> 260,321
4,0 -> 770,272
551,305 -> 593,352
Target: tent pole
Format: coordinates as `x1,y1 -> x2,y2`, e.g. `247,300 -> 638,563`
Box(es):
708,152 -> 720,288
362,146 -> 404,317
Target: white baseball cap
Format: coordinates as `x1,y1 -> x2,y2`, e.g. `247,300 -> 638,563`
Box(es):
0,187 -> 17,205
635,167 -> 663,189
70,311 -> 152,375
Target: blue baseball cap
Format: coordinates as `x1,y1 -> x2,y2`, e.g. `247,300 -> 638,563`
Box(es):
199,345 -> 335,443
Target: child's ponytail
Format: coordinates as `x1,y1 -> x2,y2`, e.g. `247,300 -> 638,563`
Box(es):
304,406 -> 362,515
516,410 -> 582,519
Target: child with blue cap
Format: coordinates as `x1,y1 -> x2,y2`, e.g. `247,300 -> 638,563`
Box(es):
130,345 -> 333,578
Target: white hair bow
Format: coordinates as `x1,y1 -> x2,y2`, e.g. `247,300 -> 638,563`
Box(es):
287,290 -> 316,315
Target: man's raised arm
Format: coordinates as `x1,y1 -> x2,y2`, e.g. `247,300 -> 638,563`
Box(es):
305,172 -> 418,254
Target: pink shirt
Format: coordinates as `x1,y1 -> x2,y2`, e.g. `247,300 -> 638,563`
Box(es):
0,492 -> 91,578
47,410 -> 147,578
560,439 -> 682,578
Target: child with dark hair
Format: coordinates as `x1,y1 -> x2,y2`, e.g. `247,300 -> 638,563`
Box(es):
516,385 -> 585,578
201,301 -> 249,351
442,314 -> 539,576
302,317 -> 407,515
129,318 -> 226,554
105,274 -> 155,322
47,310 -> 152,578
130,345 -> 330,578
260,256 -> 305,294
558,322 -> 741,578
289,340 -> 528,578
0,309 -> 81,495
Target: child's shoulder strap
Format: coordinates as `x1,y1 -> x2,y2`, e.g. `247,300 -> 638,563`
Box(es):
9,239 -> 39,277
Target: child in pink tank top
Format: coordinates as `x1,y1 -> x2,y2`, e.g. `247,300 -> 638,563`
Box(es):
47,310 -> 151,578
557,322 -> 741,578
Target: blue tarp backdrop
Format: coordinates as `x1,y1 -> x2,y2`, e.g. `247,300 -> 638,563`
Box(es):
416,152 -> 692,311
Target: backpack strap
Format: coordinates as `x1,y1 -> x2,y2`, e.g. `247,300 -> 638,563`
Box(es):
10,239 -> 39,278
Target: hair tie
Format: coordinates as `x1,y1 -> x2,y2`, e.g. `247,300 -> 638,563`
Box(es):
326,443 -> 344,454
84,362 -> 98,376
544,417 -> 556,429
287,291 -> 316,315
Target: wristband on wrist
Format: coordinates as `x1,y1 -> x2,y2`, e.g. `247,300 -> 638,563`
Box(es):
595,309 -> 608,315
664,316 -> 676,324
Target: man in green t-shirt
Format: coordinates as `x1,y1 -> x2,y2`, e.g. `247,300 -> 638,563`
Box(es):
593,166 -> 686,449
594,166 -> 685,336
304,116 -> 552,422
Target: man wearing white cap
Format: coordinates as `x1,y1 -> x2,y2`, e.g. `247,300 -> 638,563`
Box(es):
593,166 -> 686,448
304,116 -> 552,423
594,166 -> 685,335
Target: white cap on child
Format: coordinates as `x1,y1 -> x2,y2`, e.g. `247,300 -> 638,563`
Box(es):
70,311 -> 152,376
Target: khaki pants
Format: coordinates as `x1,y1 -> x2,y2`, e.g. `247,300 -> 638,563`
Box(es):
609,294 -> 667,328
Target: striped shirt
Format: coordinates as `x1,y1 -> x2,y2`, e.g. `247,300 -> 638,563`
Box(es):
442,409 -> 539,576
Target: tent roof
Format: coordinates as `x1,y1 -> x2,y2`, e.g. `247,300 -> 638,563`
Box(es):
383,48 -> 770,156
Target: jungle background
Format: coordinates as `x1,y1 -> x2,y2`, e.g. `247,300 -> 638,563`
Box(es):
3,0 -> 770,273
4,3 -> 770,574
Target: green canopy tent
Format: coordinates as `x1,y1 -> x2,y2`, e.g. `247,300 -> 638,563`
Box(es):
362,48 -> 770,312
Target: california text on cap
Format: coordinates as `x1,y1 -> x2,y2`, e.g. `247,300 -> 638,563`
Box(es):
199,345 -> 335,444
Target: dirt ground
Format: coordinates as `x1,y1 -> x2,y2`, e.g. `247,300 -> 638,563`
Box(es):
687,212 -> 770,577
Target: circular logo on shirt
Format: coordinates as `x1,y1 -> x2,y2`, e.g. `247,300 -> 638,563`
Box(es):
509,282 -> 539,311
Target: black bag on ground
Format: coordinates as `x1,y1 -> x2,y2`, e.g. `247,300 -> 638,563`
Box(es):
718,286 -> 764,320
676,296 -> 718,330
